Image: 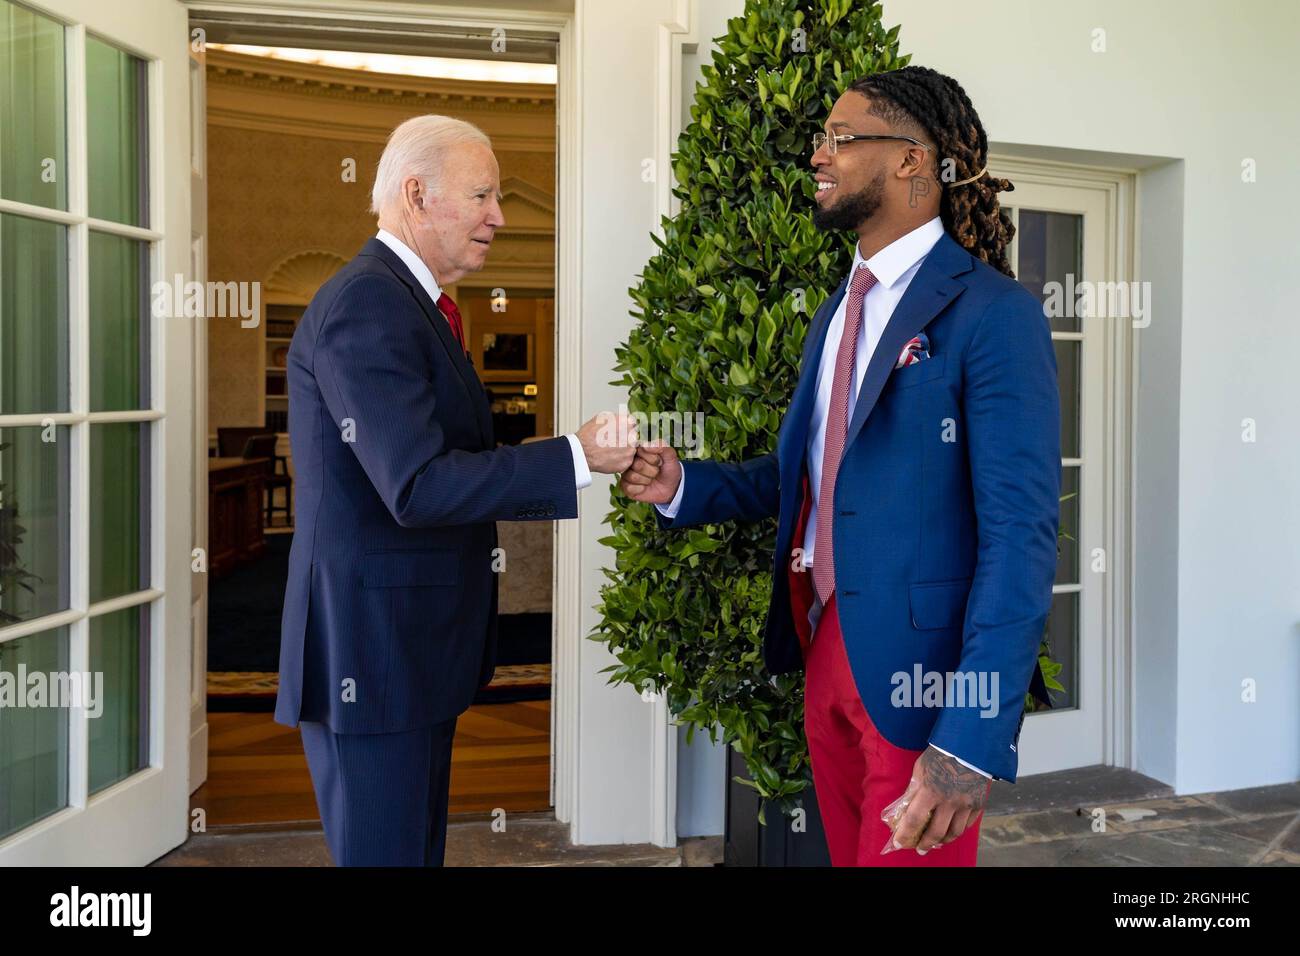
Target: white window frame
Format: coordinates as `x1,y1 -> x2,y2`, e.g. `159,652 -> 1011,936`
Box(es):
990,153 -> 1137,775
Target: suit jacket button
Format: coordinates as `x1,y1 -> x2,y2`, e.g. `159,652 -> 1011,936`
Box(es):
546,505 -> 556,516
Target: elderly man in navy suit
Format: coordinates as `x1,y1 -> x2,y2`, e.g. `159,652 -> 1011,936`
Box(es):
275,115 -> 636,866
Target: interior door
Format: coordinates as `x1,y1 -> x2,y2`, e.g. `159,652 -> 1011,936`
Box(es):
997,178 -> 1110,775
0,0 -> 194,865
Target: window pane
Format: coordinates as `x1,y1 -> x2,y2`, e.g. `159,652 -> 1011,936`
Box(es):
1055,339 -> 1080,459
1056,466 -> 1079,586
0,626 -> 70,839
1016,210 -> 1082,333
0,425 -> 69,624
1042,591 -> 1078,711
89,231 -> 148,411
86,36 -> 147,227
89,422 -> 149,603
89,605 -> 149,793
0,0 -> 66,210
0,213 -> 68,414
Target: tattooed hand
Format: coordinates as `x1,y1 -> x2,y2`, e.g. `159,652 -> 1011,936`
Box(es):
885,745 -> 991,854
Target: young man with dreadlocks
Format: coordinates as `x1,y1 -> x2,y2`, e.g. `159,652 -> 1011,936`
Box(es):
622,66 -> 1061,866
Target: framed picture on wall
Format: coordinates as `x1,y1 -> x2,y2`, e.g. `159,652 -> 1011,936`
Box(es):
478,327 -> 535,381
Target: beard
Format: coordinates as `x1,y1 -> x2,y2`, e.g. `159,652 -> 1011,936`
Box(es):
812,170 -> 885,232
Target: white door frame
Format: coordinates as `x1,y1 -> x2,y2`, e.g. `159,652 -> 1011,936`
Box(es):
990,154 -> 1137,775
638,0 -> 699,850
182,0 -> 641,842
0,0 -> 194,865
189,33 -> 210,795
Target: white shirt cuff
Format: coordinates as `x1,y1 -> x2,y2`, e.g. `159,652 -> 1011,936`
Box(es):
653,466 -> 686,519
564,433 -> 592,490
929,744 -> 992,779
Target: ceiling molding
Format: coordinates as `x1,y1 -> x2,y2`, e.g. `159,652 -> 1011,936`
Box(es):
206,49 -> 557,152
207,48 -> 554,105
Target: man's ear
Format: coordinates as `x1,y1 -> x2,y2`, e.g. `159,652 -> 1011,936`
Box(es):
899,145 -> 929,177
403,175 -> 424,211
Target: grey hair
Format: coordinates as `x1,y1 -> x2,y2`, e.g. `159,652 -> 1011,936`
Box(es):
370,115 -> 492,215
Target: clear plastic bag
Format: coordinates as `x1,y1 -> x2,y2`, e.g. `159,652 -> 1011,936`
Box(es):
879,776 -> 935,856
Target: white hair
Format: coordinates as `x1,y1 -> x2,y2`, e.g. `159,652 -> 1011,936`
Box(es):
370,115 -> 492,215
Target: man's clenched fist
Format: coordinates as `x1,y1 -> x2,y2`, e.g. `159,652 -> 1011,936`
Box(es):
619,439 -> 682,504
577,410 -> 638,474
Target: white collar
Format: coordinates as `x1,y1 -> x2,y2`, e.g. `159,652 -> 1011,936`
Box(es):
851,216 -> 945,289
375,228 -> 443,303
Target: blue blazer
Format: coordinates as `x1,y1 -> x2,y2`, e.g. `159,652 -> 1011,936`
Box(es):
275,238 -> 577,735
659,233 -> 1060,781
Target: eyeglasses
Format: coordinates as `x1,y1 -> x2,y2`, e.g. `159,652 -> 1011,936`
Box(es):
812,131 -> 934,156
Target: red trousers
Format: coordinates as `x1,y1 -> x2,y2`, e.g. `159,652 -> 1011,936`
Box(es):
790,481 -> 988,866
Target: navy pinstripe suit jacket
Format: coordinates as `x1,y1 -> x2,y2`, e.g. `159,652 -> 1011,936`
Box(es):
275,238 -> 577,734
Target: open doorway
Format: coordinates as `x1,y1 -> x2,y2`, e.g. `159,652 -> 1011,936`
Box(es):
189,21 -> 563,831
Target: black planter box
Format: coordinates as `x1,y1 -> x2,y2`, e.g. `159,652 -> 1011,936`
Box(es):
723,748 -> 831,866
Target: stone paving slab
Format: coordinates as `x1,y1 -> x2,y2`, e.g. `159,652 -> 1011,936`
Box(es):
986,765 -> 1173,815
979,780 -> 1300,867
153,827 -> 333,867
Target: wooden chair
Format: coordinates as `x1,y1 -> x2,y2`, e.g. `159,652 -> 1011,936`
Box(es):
217,426 -> 272,459
240,433 -> 293,528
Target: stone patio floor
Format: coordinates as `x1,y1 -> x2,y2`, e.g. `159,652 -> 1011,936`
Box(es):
153,767 -> 1300,867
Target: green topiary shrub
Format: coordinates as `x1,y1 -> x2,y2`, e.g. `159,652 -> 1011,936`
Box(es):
592,0 -> 1062,822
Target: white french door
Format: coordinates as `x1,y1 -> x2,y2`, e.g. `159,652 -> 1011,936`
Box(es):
0,0 -> 193,865
188,24 -> 208,796
991,161 -> 1134,775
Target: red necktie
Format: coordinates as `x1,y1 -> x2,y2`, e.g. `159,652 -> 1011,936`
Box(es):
813,264 -> 878,605
436,292 -> 466,350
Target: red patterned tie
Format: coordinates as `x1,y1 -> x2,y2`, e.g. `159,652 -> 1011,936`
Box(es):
436,292 -> 466,350
813,264 -> 878,605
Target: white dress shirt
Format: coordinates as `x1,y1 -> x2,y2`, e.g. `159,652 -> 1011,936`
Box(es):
656,217 -> 989,777
375,229 -> 591,491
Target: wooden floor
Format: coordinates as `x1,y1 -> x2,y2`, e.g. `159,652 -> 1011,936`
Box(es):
191,701 -> 551,826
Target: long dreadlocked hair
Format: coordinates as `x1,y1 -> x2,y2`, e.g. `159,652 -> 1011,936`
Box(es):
848,66 -> 1016,277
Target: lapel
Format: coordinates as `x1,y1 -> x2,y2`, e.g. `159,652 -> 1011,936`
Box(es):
842,232 -> 973,452
360,238 -> 493,447
778,274 -> 849,538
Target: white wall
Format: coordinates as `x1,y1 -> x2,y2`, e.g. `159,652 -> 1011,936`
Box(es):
1133,159 -> 1183,787
569,0 -> 685,845
677,724 -> 725,837
670,0 -> 741,840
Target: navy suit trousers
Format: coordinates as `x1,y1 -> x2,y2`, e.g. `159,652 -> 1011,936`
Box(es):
300,718 -> 458,866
